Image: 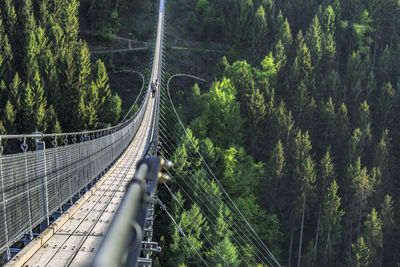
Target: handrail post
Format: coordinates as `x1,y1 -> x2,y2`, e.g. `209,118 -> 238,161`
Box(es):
23,138 -> 34,240
33,132 -> 50,231
0,139 -> 11,261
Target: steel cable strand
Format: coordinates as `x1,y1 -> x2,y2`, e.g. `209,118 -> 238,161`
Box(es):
65,117 -> 150,265
162,182 -> 231,266
158,199 -> 210,267
162,93 -> 275,266
0,90 -> 149,254
157,113 -> 263,262
164,76 -> 281,266
159,165 -> 256,266
156,133 -> 269,265
158,145 -> 266,266
51,83 -> 155,265
112,70 -> 146,123
157,117 -> 274,265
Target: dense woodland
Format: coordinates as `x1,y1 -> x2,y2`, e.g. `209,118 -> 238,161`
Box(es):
155,0 -> 400,266
0,0 -> 121,144
1,0 -> 400,266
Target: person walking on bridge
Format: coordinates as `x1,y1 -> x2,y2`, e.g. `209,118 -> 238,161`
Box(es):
151,81 -> 156,98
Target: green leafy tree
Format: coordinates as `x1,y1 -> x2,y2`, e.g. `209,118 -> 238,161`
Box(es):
198,78 -> 244,147
220,146 -> 264,199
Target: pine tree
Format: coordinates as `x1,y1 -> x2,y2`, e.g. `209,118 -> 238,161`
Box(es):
248,87 -> 266,154
264,140 -> 286,214
305,15 -> 323,71
63,0 -> 80,44
375,83 -> 394,135
278,17 -> 293,52
334,103 -> 350,176
102,94 -> 122,124
24,30 -> 40,83
373,130 -> 390,201
318,180 -> 344,266
46,105 -> 62,134
292,31 -> 315,124
314,151 -> 335,255
169,197 -> 207,266
352,161 -> 375,241
1,0 -> 17,40
287,130 -> 316,267
21,83 -> 35,132
380,195 -> 395,267
3,100 -> 16,133
321,6 -> 337,73
43,49 -> 60,106
348,237 -> 371,267
0,18 -> 13,83
363,208 -> 383,266
252,5 -> 267,51
8,73 -> 22,115
357,101 -> 373,165
92,59 -> 112,122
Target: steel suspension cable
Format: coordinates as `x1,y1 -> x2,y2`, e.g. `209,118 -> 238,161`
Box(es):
162,74 -> 281,267
158,146 -> 267,266
157,198 -> 210,267
158,110 -> 274,265
162,182 -> 230,266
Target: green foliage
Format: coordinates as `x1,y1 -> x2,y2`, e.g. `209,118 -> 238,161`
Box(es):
221,146 -> 264,198
349,237 -> 371,267
193,78 -> 244,147
159,0 -> 400,266
0,0 -> 119,135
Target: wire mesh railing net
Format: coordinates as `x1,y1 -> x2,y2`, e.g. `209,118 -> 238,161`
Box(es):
0,90 -> 150,254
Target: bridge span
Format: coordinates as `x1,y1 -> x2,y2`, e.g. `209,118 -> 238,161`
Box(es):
4,0 -> 165,266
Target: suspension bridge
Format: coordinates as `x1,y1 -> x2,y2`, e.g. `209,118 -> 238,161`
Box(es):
0,0 -> 280,266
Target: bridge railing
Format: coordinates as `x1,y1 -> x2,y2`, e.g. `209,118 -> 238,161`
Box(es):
0,87 -> 151,259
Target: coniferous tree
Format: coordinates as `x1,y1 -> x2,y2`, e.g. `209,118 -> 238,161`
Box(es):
314,151 -> 335,254
380,194 -> 395,267
305,15 -> 323,74
348,237 -> 371,267
318,180 -> 344,266
264,140 -> 286,214
363,208 -> 383,266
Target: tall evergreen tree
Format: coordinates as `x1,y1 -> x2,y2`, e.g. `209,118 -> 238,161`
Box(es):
348,237 -> 371,267
363,208 -> 383,267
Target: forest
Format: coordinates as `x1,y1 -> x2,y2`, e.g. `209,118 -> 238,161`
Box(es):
154,0 -> 400,266
1,0 -> 400,266
0,0 -> 121,148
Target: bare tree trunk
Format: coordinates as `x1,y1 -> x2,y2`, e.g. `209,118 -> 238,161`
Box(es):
289,231 -> 294,267
298,192 -> 307,267
314,198 -> 323,252
114,0 -> 120,12
325,230 -> 331,254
